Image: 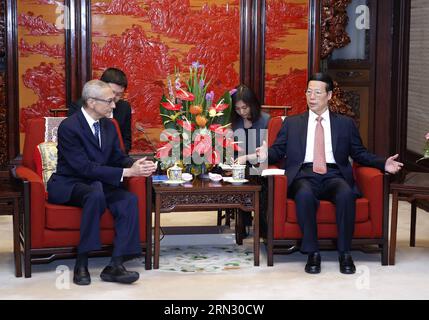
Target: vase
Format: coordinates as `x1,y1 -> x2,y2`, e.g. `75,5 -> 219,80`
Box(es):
198,163 -> 210,180
185,163 -> 210,179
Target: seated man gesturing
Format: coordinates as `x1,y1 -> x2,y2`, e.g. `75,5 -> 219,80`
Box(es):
47,80 -> 157,285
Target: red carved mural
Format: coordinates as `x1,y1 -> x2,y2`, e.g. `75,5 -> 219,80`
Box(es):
17,1 -> 66,148
15,0 -> 310,153
91,0 -> 240,153
265,0 -> 308,116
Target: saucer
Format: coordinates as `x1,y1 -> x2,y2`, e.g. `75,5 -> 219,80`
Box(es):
181,173 -> 193,182
226,178 -> 248,185
163,180 -> 186,186
208,173 -> 223,182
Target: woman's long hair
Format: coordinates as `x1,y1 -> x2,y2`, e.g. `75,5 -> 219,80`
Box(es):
231,84 -> 262,124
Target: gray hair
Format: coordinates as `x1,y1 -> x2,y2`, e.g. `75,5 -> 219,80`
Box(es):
82,80 -> 111,105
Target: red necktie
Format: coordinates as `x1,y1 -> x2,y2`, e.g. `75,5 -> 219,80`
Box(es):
313,116 -> 327,174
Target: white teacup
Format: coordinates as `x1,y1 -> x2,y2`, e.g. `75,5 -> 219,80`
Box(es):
231,164 -> 246,180
167,164 -> 182,181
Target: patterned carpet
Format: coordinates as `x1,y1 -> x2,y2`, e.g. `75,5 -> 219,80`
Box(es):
157,245 -> 254,273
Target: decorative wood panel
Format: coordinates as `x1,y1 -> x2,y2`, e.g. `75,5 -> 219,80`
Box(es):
91,0 -> 240,153
407,0 -> 429,155
0,0 -> 6,167
324,0 -> 373,147
264,0 -> 309,116
17,0 -> 66,151
320,0 -> 351,59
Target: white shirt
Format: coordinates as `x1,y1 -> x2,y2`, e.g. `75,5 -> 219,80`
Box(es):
303,109 -> 336,164
81,107 -> 100,146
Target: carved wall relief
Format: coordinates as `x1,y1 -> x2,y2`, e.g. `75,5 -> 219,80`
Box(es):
321,0 -> 352,59
91,0 -> 240,153
264,0 -> 308,116
328,81 -> 357,123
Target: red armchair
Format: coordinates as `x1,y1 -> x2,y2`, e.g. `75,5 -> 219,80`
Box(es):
264,116 -> 389,266
15,118 -> 152,277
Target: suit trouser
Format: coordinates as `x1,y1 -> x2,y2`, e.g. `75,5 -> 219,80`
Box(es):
66,181 -> 141,257
288,165 -> 357,253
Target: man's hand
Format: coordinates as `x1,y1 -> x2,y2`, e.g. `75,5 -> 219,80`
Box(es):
255,140 -> 268,162
385,154 -> 404,174
236,155 -> 247,165
124,157 -> 157,177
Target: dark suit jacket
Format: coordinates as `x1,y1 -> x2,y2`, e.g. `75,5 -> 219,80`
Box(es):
47,110 -> 135,204
268,111 -> 385,190
68,98 -> 132,153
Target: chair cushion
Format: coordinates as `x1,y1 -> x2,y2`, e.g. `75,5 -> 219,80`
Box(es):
286,198 -> 369,224
45,203 -> 115,230
34,142 -> 58,190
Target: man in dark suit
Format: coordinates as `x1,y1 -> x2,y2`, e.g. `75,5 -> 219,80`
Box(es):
68,68 -> 132,153
48,80 -> 156,285
256,73 -> 403,274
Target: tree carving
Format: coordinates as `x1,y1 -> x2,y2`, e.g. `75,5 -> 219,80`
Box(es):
329,81 -> 358,125
321,0 -> 352,59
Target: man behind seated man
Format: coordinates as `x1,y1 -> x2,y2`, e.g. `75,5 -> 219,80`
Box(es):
47,80 -> 157,285
255,73 -> 403,274
68,67 -> 132,153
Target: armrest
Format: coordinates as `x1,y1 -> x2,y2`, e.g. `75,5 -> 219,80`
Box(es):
15,166 -> 47,247
354,166 -> 385,237
125,176 -> 151,242
272,174 -> 288,238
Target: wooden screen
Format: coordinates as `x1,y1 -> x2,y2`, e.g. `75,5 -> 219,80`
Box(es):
264,0 -> 309,117
17,1 -> 66,150
91,0 -> 240,153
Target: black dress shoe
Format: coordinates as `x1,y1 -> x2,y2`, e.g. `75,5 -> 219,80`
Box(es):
100,265 -> 139,284
305,252 -> 321,274
73,266 -> 91,285
339,253 -> 356,274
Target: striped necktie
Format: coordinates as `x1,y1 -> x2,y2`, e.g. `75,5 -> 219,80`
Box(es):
93,122 -> 100,146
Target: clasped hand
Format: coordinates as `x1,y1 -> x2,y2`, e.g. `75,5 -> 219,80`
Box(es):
125,157 -> 157,177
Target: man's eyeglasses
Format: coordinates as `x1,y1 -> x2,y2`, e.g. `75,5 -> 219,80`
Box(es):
305,90 -> 325,97
90,97 -> 115,105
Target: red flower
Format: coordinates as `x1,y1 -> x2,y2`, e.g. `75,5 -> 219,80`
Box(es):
160,130 -> 180,142
161,101 -> 182,111
177,119 -> 195,131
214,103 -> 229,112
183,143 -> 194,158
155,142 -> 172,159
219,137 -> 242,152
209,124 -> 221,132
194,133 -> 212,155
176,88 -> 195,101
211,150 -> 221,164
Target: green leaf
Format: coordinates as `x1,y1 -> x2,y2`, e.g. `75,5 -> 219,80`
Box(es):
214,91 -> 232,126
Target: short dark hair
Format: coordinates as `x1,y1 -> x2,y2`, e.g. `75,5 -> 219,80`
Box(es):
100,68 -> 128,88
231,84 -> 261,123
307,72 -> 334,92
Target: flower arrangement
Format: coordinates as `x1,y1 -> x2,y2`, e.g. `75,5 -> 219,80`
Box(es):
156,62 -> 239,175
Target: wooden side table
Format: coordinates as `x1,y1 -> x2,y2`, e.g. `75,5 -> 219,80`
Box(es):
389,172 -> 429,265
0,182 -> 23,277
152,178 -> 261,269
